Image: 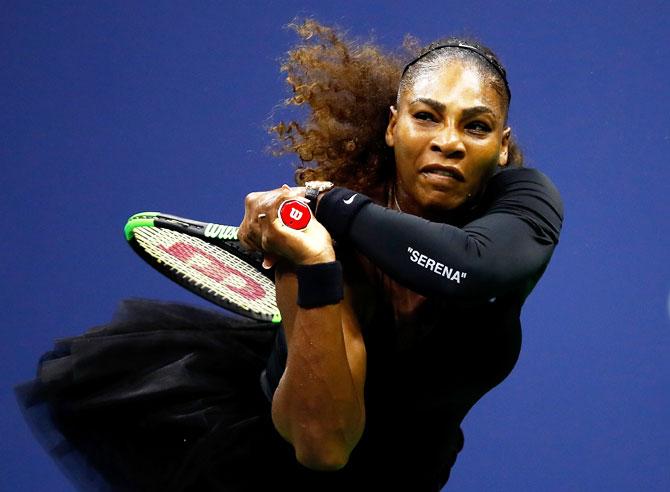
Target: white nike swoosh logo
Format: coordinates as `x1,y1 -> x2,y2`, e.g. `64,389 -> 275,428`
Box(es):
343,194 -> 358,205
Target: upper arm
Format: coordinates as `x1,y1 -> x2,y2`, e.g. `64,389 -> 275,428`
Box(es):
454,168 -> 563,298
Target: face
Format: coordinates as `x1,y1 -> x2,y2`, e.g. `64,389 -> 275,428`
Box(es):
386,61 -> 510,219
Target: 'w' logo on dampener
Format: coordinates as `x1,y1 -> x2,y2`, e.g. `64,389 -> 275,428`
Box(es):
289,208 -> 303,221
278,199 -> 312,230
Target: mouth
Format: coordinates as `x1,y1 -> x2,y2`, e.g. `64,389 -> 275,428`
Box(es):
420,164 -> 465,182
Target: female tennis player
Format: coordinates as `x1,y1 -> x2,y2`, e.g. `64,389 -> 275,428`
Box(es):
17,20 -> 562,491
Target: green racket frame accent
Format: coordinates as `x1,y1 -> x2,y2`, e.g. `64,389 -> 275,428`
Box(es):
124,212 -> 159,241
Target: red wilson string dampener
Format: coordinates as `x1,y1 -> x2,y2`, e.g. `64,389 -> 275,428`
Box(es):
278,199 -> 312,230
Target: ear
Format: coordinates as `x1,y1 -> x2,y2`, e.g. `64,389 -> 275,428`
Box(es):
385,106 -> 398,147
498,127 -> 511,166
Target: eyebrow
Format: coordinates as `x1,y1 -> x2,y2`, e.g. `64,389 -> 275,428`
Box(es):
410,98 -> 496,119
410,97 -> 446,113
462,106 -> 496,119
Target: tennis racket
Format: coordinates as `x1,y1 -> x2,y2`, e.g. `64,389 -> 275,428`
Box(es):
124,212 -> 281,324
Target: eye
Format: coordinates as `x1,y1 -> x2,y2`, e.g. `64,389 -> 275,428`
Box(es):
466,121 -> 492,134
413,111 -> 437,122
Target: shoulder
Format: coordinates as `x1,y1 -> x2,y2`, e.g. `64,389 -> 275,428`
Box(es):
489,167 -> 561,206
482,167 -> 564,243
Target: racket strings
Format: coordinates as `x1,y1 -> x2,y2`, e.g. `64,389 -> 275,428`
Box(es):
134,227 -> 279,317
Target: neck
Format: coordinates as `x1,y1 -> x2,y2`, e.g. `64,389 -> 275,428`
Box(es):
393,185 -> 404,212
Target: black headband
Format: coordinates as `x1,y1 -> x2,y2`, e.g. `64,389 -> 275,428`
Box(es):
402,42 -> 511,101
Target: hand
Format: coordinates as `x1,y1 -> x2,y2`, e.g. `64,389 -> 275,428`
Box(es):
238,185 -> 335,267
238,184 -> 304,252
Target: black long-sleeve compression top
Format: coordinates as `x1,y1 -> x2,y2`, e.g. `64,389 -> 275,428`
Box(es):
261,167 -> 563,403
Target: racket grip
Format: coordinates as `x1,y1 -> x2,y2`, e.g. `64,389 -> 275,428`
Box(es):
278,199 -> 312,230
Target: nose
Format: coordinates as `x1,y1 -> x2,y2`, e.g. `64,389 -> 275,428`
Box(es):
430,125 -> 465,159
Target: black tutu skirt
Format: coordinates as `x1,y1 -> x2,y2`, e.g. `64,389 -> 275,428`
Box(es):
17,298 -> 465,491
14,298 -> 303,491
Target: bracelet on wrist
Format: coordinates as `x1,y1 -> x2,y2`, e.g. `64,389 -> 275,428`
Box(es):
304,181 -> 334,214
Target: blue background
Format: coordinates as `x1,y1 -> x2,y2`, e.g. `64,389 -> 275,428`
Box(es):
2,1 -> 669,490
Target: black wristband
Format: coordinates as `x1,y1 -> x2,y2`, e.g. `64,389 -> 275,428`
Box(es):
296,261 -> 344,308
315,187 -> 371,241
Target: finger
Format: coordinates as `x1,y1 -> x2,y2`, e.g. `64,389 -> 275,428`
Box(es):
247,213 -> 269,249
262,253 -> 279,270
238,215 -> 265,251
238,229 -> 259,251
273,186 -> 306,206
257,212 -> 276,253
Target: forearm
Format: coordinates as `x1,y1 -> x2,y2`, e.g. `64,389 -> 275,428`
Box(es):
271,268 -> 365,470
316,183 -> 560,302
238,185 -> 367,468
347,205 -> 542,300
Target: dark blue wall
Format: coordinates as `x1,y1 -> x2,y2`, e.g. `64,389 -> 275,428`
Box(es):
3,1 -> 668,490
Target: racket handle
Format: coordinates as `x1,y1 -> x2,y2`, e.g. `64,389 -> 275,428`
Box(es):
278,199 -> 312,230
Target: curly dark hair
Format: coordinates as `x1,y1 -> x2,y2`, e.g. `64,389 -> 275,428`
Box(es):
270,20 -> 523,196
